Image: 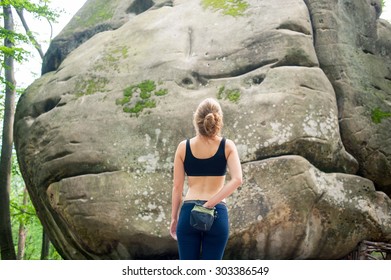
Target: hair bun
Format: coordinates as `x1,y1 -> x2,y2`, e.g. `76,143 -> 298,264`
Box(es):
193,98 -> 223,137
204,112 -> 219,137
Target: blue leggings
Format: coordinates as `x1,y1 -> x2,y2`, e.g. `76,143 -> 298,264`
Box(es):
176,200 -> 229,260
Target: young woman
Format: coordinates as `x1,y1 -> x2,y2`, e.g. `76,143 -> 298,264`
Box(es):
170,98 -> 243,260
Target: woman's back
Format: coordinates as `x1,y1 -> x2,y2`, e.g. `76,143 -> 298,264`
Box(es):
188,136 -> 224,159
183,136 -> 227,200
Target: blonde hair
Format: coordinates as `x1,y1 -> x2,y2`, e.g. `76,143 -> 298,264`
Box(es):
193,98 -> 223,137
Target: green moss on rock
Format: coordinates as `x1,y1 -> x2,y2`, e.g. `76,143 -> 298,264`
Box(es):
202,0 -> 249,17
217,86 -> 241,103
75,75 -> 109,97
123,100 -> 156,114
63,0 -> 117,33
371,107 -> 391,124
94,45 -> 129,73
116,80 -> 169,116
155,89 -> 168,96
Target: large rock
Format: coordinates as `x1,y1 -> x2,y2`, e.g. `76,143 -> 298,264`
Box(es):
305,0 -> 391,194
227,156 -> 391,259
14,0 -> 391,259
42,0 -> 171,74
46,171 -> 177,259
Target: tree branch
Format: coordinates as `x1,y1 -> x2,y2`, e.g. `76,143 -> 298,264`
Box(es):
15,8 -> 44,60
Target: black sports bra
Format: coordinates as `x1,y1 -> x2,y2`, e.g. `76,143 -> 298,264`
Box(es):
184,138 -> 227,176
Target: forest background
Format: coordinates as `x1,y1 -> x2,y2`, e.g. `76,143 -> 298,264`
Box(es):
0,0 -> 390,260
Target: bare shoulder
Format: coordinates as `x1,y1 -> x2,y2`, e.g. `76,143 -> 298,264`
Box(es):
178,139 -> 187,147
224,138 -> 238,154
175,140 -> 187,157
177,140 -> 186,150
224,138 -> 236,147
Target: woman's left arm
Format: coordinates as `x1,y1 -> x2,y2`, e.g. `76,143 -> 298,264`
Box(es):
170,141 -> 186,240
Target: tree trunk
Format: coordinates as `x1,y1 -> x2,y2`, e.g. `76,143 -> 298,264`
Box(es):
16,219 -> 27,260
41,230 -> 50,260
0,5 -> 17,260
17,188 -> 28,260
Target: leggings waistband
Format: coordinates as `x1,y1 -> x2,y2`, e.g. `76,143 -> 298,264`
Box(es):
183,200 -> 226,206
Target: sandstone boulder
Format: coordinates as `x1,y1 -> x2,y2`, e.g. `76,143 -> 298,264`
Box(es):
42,0 -> 172,74
14,0 -> 391,259
227,156 -> 391,259
305,0 -> 391,195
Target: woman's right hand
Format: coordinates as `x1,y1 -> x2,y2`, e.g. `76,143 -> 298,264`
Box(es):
170,219 -> 178,240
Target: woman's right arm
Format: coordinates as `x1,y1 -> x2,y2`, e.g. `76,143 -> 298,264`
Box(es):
170,140 -> 186,240
203,139 -> 243,208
